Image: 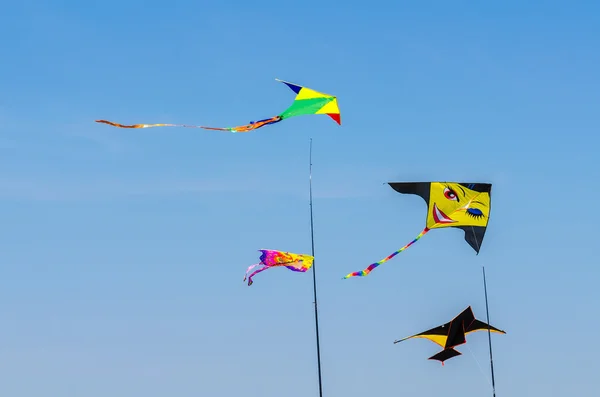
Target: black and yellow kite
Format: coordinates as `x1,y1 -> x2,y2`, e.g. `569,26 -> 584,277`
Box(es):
393,306 -> 505,365
343,182 -> 492,278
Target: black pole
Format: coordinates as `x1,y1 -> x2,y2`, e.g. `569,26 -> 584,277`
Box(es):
309,138 -> 323,397
482,266 -> 497,397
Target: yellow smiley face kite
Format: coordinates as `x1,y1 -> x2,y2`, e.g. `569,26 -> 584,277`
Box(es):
389,182 -> 492,253
342,182 -> 492,279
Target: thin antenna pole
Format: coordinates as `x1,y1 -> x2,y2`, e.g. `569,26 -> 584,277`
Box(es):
482,266 -> 497,397
309,138 -> 324,397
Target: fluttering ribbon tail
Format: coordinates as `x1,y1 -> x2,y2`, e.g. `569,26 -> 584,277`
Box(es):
95,120 -> 205,129
342,227 -> 430,279
199,116 -> 283,132
245,265 -> 272,286
95,115 -> 283,133
243,263 -> 262,283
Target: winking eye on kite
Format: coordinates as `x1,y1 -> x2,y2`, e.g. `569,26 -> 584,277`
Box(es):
244,249 -> 314,286
95,79 -> 341,133
343,182 -> 492,279
393,306 -> 505,365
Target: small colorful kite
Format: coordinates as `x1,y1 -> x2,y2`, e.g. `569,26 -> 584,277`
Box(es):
95,79 -> 341,133
393,306 -> 505,365
244,249 -> 314,286
343,182 -> 492,279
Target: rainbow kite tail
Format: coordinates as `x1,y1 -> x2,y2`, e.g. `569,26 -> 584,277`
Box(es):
342,227 -> 431,279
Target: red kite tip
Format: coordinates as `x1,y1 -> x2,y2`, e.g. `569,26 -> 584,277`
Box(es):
327,113 -> 341,125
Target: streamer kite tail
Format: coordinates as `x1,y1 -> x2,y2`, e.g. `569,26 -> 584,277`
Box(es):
243,263 -> 262,283
95,120 -> 203,129
245,265 -> 272,286
95,116 -> 283,133
199,116 -> 283,132
342,227 -> 430,279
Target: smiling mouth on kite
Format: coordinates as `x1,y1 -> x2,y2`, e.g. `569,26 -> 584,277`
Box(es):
432,203 -> 456,224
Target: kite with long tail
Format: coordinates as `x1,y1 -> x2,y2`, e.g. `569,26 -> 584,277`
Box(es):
244,249 -> 314,286
343,182 -> 492,279
95,79 -> 341,133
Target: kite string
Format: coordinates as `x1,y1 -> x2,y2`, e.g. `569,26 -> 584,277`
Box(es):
466,343 -> 493,390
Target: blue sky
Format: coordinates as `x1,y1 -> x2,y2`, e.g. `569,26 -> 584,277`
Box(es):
1,1 -> 599,396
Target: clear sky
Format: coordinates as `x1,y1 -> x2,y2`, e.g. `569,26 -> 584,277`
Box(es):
2,1 -> 599,396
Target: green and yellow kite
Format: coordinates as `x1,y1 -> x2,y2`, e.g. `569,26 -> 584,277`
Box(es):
95,79 -> 341,133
